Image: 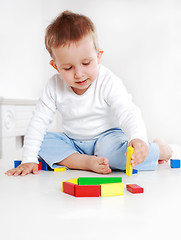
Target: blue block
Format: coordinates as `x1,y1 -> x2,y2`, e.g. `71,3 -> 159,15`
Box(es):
124,169 -> 138,174
38,159 -> 49,171
170,159 -> 180,168
14,160 -> 22,168
132,169 -> 138,174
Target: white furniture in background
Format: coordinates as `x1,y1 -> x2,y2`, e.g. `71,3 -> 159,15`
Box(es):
0,97 -> 38,160
0,97 -> 61,161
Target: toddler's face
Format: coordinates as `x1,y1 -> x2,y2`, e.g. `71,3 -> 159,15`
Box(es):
51,35 -> 102,95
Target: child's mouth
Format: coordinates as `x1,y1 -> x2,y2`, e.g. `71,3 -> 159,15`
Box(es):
76,79 -> 88,85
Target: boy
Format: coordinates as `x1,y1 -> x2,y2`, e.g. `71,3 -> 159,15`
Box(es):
5,11 -> 172,176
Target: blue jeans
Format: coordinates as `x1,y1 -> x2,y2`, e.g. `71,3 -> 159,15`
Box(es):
38,128 -> 159,170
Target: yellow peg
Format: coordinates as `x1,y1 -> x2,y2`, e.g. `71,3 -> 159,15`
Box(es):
54,167 -> 66,172
126,146 -> 134,177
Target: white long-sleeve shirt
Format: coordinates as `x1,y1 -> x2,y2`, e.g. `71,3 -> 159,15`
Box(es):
22,64 -> 148,163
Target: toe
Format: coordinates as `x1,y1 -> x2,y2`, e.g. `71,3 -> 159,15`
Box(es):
98,157 -> 109,165
99,164 -> 111,174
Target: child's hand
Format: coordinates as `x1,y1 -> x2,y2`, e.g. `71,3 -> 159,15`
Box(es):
128,139 -> 149,166
5,163 -> 38,176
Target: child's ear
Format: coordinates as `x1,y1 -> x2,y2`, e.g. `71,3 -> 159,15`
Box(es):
50,60 -> 59,72
97,49 -> 104,64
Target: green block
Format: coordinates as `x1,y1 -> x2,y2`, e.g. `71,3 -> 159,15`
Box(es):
78,177 -> 122,185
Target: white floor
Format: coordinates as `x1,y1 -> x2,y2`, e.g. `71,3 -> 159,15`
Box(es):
1,144 -> 181,240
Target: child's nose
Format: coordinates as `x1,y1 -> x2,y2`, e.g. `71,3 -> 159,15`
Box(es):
74,67 -> 84,79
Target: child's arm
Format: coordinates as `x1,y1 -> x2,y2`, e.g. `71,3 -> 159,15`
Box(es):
103,69 -> 149,164
5,77 -> 57,177
5,163 -> 38,176
104,73 -> 148,145
128,139 -> 149,166
22,78 -> 57,164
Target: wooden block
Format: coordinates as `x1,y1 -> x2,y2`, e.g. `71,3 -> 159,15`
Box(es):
126,184 -> 144,194
78,177 -> 122,185
126,146 -> 134,177
62,182 -> 76,196
62,179 -> 100,197
54,167 -> 66,172
124,169 -> 138,174
170,159 -> 180,168
14,160 -> 21,168
75,185 -> 100,197
132,169 -> 138,174
62,178 -> 78,192
38,161 -> 42,170
38,159 -> 48,171
100,183 -> 124,197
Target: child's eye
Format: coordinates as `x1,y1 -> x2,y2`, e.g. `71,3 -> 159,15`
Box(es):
82,62 -> 90,66
64,66 -> 72,71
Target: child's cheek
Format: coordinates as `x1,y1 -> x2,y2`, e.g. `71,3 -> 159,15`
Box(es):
88,64 -> 98,79
61,72 -> 72,85
91,68 -> 98,80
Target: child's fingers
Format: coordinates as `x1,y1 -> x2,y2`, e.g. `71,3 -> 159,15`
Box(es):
32,165 -> 38,174
17,164 -> 37,176
5,169 -> 17,176
131,148 -> 148,166
21,168 -> 31,176
5,163 -> 39,176
32,170 -> 38,174
130,160 -> 135,167
14,167 -> 24,176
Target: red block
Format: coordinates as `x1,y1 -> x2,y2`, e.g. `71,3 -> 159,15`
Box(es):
126,184 -> 144,194
75,185 -> 100,197
38,162 -> 42,170
63,182 -> 76,196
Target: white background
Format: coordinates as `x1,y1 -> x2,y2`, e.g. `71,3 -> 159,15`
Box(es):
0,0 -> 181,145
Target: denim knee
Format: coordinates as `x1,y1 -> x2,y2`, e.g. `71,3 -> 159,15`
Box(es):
94,129 -> 128,170
94,129 -> 159,171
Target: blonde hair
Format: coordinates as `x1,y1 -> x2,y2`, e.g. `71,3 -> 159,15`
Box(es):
45,10 -> 99,57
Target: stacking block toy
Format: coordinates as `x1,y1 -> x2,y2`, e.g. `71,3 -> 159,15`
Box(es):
170,159 -> 180,168
62,177 -> 124,197
124,169 -> 138,174
100,183 -> 124,197
75,185 -> 100,197
132,169 -> 138,174
14,160 -> 22,168
62,182 -> 76,196
62,178 -> 78,192
54,167 -> 66,172
38,162 -> 42,170
78,177 -> 122,185
126,184 -> 144,194
126,146 -> 134,177
38,159 -> 49,171
62,182 -> 100,197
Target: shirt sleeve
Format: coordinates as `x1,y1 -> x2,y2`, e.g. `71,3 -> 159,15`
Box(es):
22,77 -> 57,163
104,74 -> 148,143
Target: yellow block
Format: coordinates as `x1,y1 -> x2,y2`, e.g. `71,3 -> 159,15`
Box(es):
62,178 -> 78,192
54,167 -> 66,172
100,183 -> 124,197
126,146 -> 134,177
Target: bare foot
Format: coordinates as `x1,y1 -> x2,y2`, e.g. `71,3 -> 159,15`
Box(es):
58,153 -> 112,174
153,138 -> 173,164
87,156 -> 112,174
